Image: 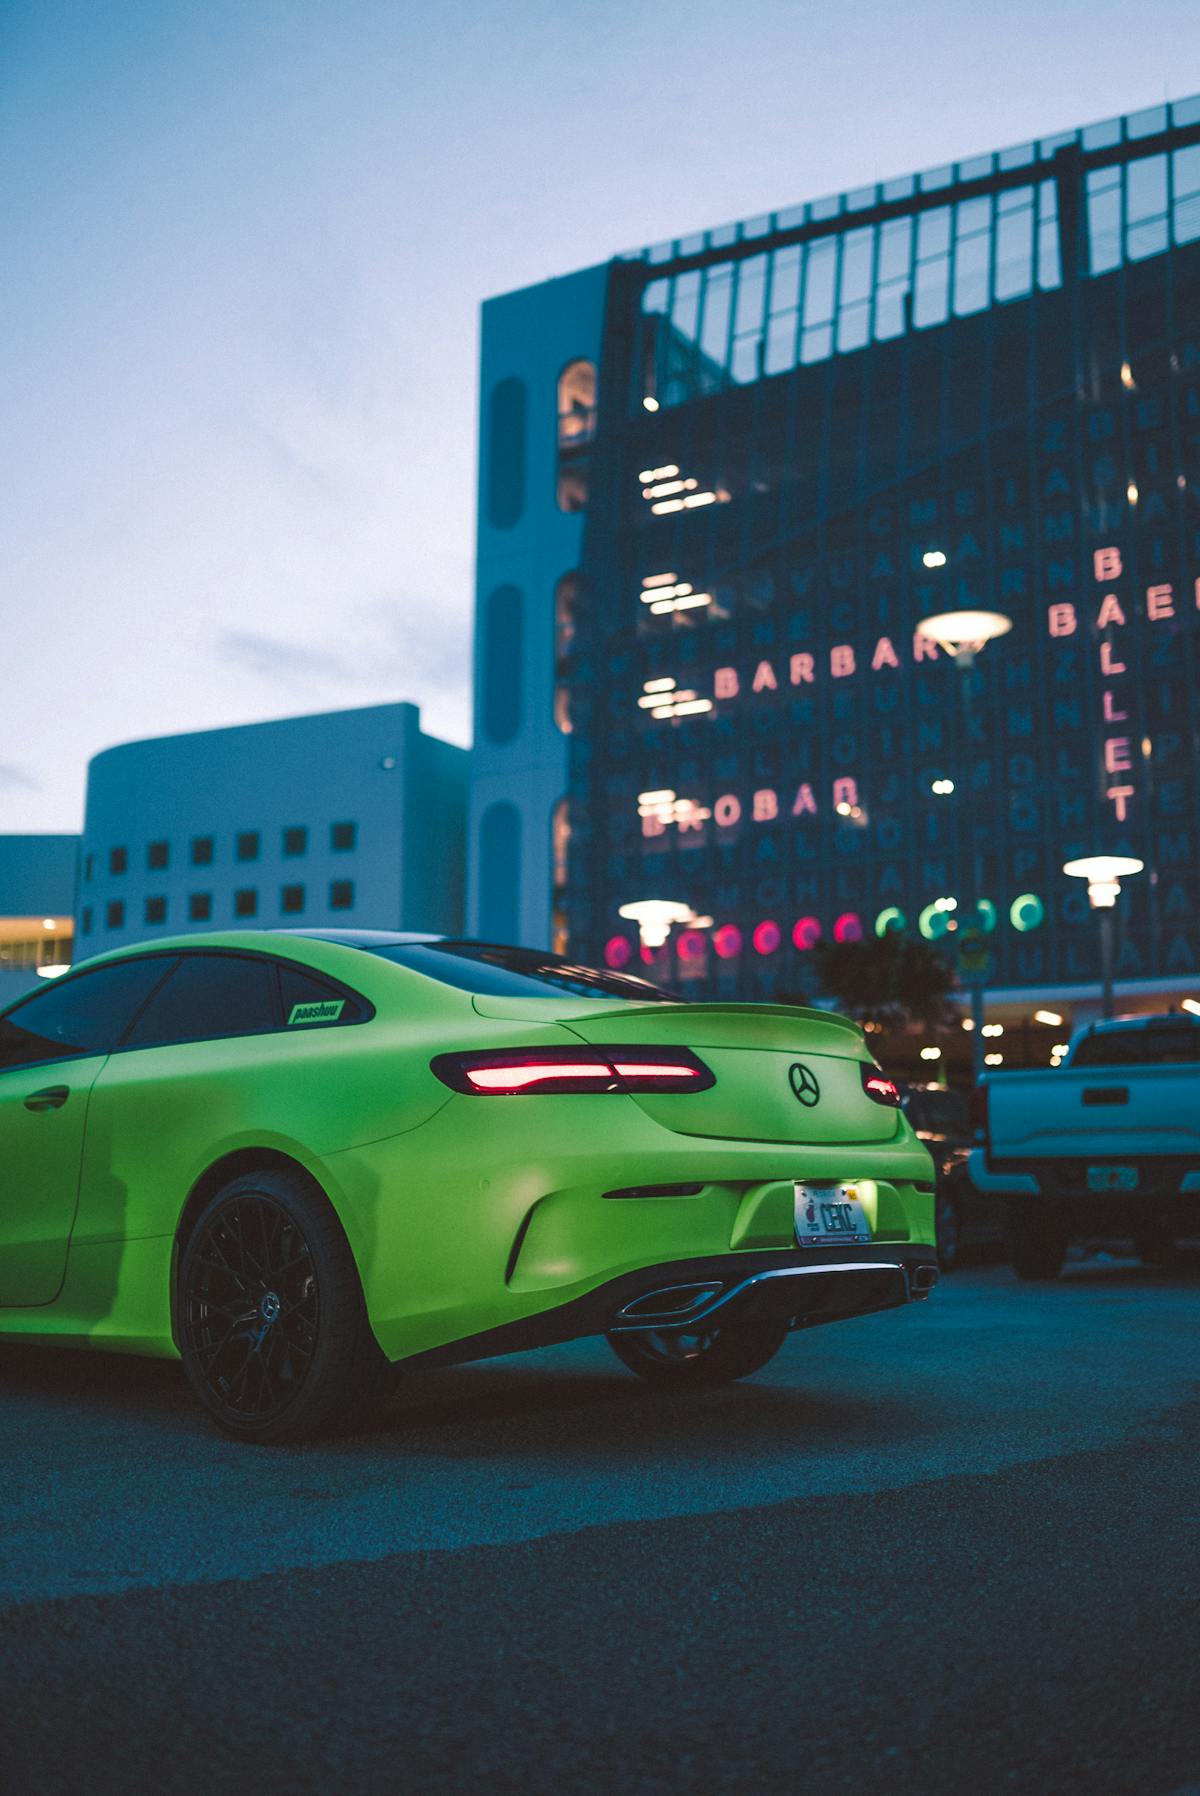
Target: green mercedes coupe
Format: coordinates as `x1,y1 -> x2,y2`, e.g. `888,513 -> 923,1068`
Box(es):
0,931 -> 937,1441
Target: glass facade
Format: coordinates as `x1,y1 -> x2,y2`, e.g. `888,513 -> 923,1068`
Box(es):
561,99 -> 1200,999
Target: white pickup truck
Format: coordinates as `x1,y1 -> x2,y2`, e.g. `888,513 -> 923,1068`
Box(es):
968,1012 -> 1200,1278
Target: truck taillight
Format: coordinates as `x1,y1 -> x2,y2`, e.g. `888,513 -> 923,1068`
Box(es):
970,1083 -> 989,1143
430,1046 -> 715,1096
860,1062 -> 901,1107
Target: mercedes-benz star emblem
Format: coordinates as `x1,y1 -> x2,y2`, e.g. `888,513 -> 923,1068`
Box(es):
788,1062 -> 820,1107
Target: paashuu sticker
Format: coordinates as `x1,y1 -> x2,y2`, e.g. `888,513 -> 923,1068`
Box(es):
287,999 -> 345,1026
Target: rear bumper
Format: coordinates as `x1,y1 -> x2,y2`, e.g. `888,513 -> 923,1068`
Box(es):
399,1243 -> 938,1371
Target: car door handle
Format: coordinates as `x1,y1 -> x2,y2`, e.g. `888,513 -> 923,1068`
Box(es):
24,1085 -> 70,1112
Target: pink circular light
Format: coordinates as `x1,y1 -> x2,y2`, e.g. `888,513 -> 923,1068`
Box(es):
677,929 -> 707,963
752,919 -> 781,955
712,923 -> 743,960
834,911 -> 863,942
604,935 -> 632,969
792,915 -> 822,951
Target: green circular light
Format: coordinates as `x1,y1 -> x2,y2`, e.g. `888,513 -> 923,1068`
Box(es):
1010,892 -> 1045,932
974,897 -> 998,934
919,901 -> 951,940
874,906 -> 906,936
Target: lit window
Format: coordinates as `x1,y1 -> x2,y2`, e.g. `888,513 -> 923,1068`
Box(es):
556,360 -> 595,512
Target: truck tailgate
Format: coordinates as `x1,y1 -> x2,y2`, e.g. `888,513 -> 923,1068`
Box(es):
987,1066 -> 1200,1159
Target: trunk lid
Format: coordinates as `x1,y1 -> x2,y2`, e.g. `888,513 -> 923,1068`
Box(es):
470,997 -> 898,1144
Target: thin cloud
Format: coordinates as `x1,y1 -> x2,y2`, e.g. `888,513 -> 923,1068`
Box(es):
0,763 -> 39,791
214,630 -> 354,689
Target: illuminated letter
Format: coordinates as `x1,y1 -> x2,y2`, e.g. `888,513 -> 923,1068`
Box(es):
752,659 -> 778,693
1104,737 -> 1132,774
832,777 -> 859,809
1146,584 -> 1175,620
1100,641 -> 1126,676
641,813 -> 665,837
1195,577 -> 1200,612
1102,690 -> 1128,723
714,666 -> 739,700
1093,546 -> 1123,582
789,652 -> 815,685
1106,785 -> 1134,822
1048,603 -> 1077,638
831,644 -> 856,678
753,787 -> 778,822
791,783 -> 818,817
1096,593 -> 1126,629
713,794 -> 741,828
871,636 -> 900,671
913,631 -> 938,663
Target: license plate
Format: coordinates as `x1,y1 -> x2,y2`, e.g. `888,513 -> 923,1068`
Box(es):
1086,1165 -> 1138,1192
794,1182 -> 872,1246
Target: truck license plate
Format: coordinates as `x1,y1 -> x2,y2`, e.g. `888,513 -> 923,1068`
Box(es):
794,1182 -> 872,1246
1086,1165 -> 1138,1192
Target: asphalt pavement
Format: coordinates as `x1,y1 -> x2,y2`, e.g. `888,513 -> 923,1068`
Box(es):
2,1254 -> 1199,1794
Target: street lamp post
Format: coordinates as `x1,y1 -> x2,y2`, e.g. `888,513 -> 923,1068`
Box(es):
1062,855 -> 1145,1020
914,609 -> 1013,1086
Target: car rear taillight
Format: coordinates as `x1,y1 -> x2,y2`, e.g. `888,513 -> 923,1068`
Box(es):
430,1046 -> 716,1096
970,1082 -> 989,1144
860,1062 -> 901,1107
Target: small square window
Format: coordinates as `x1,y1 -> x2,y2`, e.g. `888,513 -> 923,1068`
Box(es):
283,826 -> 308,857
329,879 -> 354,911
234,888 -> 258,919
189,893 -> 213,922
281,883 -> 306,915
81,906 -> 93,935
145,896 -> 168,925
84,853 -> 94,882
147,840 -> 169,871
236,831 -> 261,863
330,821 -> 357,852
109,847 -> 128,876
191,836 -> 215,866
105,899 -> 125,929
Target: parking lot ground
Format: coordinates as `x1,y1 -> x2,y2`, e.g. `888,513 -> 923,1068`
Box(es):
2,1257 -> 1199,1794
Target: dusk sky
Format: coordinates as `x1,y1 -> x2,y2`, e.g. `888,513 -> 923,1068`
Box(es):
4,0 -> 1197,833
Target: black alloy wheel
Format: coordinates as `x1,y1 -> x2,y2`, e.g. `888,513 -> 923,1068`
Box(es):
607,1319 -> 789,1388
179,1168 -> 385,1443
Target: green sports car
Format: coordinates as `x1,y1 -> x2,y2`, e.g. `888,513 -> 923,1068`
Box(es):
0,930 -> 937,1442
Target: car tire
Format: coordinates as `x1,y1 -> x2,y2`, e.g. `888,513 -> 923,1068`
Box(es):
606,1320 -> 790,1388
178,1167 -> 387,1444
935,1189 -> 961,1272
1007,1207 -> 1068,1281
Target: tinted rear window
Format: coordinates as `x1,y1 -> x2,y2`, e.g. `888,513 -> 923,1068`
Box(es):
1071,1025 -> 1200,1067
363,940 -> 679,1004
123,953 -> 281,1048
903,1089 -> 970,1137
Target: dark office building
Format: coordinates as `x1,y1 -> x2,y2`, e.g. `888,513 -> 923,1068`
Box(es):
471,97 -> 1200,1038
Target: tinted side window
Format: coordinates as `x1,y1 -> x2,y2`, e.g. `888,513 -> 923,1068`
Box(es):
1072,1026 -> 1200,1067
0,959 -> 175,1071
278,965 -> 367,1029
123,954 -> 280,1049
